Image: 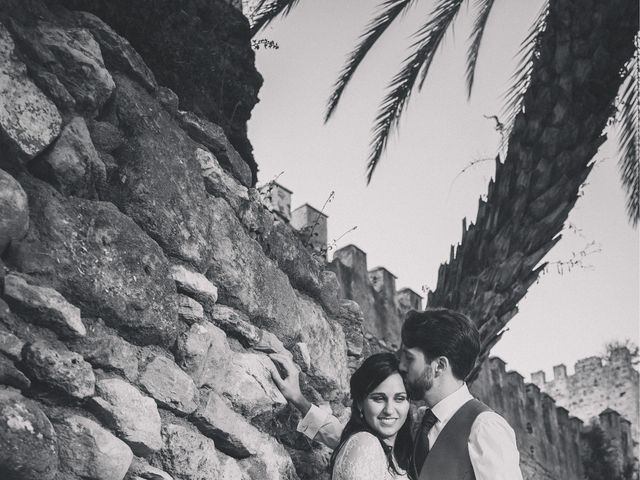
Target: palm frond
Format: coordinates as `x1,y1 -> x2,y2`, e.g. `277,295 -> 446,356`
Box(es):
249,0 -> 302,36
500,0 -> 550,150
325,0 -> 419,122
366,0 -> 466,183
416,0 -> 466,90
616,37 -> 639,226
465,0 -> 496,98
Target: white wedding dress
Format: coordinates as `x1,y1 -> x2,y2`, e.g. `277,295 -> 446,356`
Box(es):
332,431 -> 410,480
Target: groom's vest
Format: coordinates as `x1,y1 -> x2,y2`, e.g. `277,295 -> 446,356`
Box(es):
417,399 -> 492,480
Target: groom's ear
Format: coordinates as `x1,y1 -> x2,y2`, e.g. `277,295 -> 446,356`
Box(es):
434,356 -> 449,376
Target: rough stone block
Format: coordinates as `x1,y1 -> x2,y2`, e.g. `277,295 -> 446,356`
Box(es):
0,327 -> 25,360
91,378 -> 162,456
54,414 -> 133,480
196,147 -> 249,211
138,355 -> 198,415
63,11 -> 157,93
170,265 -> 218,306
191,390 -> 259,458
31,116 -> 106,199
219,453 -> 249,480
14,21 -> 115,114
68,320 -> 139,381
210,304 -> 285,353
0,353 -> 31,390
154,423 -> 220,480
0,22 -> 61,160
177,111 -> 252,187
176,294 -> 204,325
175,322 -> 286,418
88,120 -> 125,153
0,386 -> 59,480
22,341 -> 95,399
9,176 -> 179,348
3,273 -> 86,338
127,457 -> 173,480
292,343 -> 311,372
204,197 -> 300,330
104,74 -> 216,271
0,169 -> 29,253
156,86 -> 179,117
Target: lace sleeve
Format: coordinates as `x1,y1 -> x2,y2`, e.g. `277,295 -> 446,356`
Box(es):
332,432 -> 389,480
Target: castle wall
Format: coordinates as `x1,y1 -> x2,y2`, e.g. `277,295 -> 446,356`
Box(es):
533,347 -> 640,459
470,358 -> 585,480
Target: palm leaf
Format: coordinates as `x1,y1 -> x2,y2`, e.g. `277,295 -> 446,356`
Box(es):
325,0 -> 420,122
500,0 -> 550,150
366,0 -> 466,183
249,0 -> 302,36
465,0 -> 496,98
616,38 -> 639,226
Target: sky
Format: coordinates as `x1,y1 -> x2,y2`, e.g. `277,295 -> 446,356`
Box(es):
247,0 -> 639,381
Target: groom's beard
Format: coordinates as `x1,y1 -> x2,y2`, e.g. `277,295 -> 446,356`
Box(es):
407,365 -> 434,399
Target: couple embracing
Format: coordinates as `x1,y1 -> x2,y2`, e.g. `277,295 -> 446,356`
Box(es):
270,308 -> 523,480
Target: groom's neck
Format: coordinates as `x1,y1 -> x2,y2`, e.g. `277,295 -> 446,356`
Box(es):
424,377 -> 464,407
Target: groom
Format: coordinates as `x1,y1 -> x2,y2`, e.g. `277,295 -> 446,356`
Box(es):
270,308 -> 523,480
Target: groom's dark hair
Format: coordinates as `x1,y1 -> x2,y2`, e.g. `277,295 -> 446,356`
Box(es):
401,308 -> 480,381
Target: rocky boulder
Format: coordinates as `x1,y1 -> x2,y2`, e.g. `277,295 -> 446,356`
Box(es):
0,169 -> 29,254
8,176 -> 180,348
169,264 -> 218,307
153,423 -> 220,480
178,111 -> 252,187
54,414 -> 133,480
62,10 -> 157,93
10,19 -> 115,114
175,322 -> 286,418
0,353 -> 31,390
30,116 -> 106,199
21,341 -> 95,399
0,22 -> 61,161
0,386 -> 59,480
91,378 -> 162,456
68,319 -> 139,381
103,74 -> 216,271
138,355 -> 198,415
3,272 -> 86,338
191,390 -> 261,458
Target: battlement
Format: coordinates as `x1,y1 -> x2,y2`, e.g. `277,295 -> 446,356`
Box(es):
530,346 -> 640,464
471,356 -> 587,480
262,183 -> 420,346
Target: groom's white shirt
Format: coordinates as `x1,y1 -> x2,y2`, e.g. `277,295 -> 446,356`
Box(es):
297,384 -> 523,480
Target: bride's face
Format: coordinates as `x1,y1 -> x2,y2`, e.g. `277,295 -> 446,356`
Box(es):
360,373 -> 410,444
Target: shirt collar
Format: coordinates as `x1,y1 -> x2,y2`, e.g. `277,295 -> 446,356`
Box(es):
430,383 -> 473,424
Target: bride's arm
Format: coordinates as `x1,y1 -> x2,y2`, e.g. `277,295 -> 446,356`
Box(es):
269,353 -> 344,449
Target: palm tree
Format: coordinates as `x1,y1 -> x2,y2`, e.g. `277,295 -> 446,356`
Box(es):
250,0 -> 638,221
250,0 -> 639,379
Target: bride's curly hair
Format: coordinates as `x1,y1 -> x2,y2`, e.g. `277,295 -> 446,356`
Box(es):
329,352 -> 415,479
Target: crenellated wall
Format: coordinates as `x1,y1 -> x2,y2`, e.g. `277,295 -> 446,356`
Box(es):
531,347 -> 640,463
471,357 -> 585,480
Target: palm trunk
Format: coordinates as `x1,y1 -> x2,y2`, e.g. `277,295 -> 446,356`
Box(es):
427,0 -> 639,381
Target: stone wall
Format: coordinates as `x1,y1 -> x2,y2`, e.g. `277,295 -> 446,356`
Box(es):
470,358 -> 585,480
531,346 -> 640,461
0,2 -> 361,479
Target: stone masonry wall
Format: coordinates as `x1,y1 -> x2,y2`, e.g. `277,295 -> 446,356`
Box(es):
531,347 -> 640,461
471,358 -> 585,480
0,2 -> 363,479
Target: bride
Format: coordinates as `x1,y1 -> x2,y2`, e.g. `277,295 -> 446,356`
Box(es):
276,353 -> 415,480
